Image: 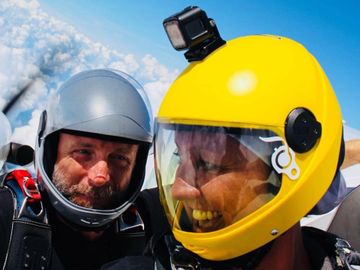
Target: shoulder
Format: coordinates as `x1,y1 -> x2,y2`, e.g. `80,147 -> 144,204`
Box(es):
136,188 -> 162,217
136,188 -> 168,230
137,187 -> 160,202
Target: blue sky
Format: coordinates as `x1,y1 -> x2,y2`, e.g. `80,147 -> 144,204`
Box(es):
1,0 -> 359,188
37,0 -> 360,129
0,0 -> 359,148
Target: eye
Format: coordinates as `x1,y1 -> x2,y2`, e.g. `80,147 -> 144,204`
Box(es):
197,159 -> 220,172
72,149 -> 92,161
173,149 -> 185,165
77,149 -> 90,155
72,149 -> 91,156
173,149 -> 180,159
109,153 -> 130,167
111,153 -> 126,160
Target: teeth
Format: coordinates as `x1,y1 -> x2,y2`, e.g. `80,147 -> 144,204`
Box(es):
192,209 -> 219,221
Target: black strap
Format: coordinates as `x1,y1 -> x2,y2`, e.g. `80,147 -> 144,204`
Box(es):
0,188 -> 14,268
0,172 -> 52,270
4,219 -> 52,270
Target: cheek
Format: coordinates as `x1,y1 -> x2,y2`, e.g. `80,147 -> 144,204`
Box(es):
112,168 -> 133,190
201,173 -> 241,211
55,158 -> 86,186
201,172 -> 263,223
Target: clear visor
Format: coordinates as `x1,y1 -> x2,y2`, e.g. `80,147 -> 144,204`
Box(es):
155,123 -> 283,233
47,131 -> 143,211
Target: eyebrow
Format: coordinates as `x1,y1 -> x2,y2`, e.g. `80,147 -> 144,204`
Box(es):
75,141 -> 136,152
113,144 -> 137,153
75,142 -> 94,148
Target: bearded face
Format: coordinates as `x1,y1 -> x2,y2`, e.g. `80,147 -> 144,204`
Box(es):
52,133 -> 139,209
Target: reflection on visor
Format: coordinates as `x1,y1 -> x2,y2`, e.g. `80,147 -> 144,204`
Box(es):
155,124 -> 282,233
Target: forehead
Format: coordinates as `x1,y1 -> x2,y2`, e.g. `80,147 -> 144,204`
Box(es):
175,130 -> 239,150
58,133 -> 138,151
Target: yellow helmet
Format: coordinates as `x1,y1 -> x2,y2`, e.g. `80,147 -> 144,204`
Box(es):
154,35 -> 342,260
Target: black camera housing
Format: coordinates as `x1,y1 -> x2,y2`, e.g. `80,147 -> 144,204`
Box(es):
163,6 -> 226,62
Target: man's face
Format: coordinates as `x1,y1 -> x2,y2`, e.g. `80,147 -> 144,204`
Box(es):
171,131 -> 270,232
52,133 -> 139,209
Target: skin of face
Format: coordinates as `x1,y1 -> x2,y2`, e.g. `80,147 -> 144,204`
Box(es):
171,130 -> 270,232
52,133 -> 139,209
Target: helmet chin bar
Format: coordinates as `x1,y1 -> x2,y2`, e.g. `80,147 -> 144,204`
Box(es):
165,234 -> 273,270
51,202 -> 145,235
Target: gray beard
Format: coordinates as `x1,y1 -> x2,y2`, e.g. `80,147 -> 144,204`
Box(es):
52,165 -> 127,209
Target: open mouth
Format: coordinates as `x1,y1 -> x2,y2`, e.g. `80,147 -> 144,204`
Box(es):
191,209 -> 224,232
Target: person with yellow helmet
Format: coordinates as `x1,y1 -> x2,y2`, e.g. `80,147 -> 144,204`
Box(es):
152,6 -> 360,270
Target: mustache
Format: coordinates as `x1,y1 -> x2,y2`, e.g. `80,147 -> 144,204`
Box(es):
52,167 -> 115,197
67,182 -> 114,198
52,166 -> 125,209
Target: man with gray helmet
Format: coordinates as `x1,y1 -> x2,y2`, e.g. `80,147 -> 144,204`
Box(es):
0,69 -> 160,269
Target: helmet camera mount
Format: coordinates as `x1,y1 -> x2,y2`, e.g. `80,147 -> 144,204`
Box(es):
163,6 -> 226,62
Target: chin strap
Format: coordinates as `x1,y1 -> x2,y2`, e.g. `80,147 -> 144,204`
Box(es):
164,234 -> 273,270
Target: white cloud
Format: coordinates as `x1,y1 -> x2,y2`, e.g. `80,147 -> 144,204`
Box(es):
141,54 -> 178,82
18,78 -> 47,111
144,80 -> 173,116
7,0 -> 40,10
0,0 -> 178,147
11,108 -> 42,147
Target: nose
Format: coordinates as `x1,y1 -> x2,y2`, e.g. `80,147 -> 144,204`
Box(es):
88,160 -> 110,187
171,177 -> 200,200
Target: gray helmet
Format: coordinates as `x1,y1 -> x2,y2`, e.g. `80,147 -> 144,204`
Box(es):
0,112 -> 11,171
35,69 -> 153,228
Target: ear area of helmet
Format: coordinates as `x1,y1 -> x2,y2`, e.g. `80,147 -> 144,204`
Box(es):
285,107 -> 322,153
